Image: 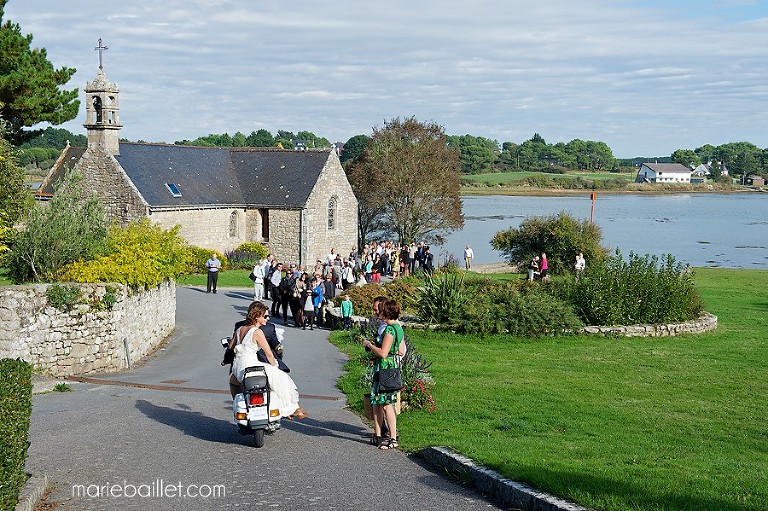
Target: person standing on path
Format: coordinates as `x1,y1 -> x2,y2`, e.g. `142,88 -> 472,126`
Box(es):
464,245 -> 474,270
206,253 -> 221,293
253,259 -> 266,300
270,262 -> 284,318
363,299 -> 405,450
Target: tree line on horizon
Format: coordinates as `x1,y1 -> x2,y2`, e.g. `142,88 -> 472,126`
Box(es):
17,126 -> 768,184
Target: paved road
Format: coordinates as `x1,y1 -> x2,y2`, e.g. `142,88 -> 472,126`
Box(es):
28,286 -> 504,510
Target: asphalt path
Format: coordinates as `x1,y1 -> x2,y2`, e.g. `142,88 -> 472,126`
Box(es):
27,286 -> 503,510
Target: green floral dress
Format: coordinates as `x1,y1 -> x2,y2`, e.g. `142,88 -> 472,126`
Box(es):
370,323 -> 404,405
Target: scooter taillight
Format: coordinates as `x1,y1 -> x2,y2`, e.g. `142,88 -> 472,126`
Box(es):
248,392 -> 265,406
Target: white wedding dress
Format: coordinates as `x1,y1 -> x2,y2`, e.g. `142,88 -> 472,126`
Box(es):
232,327 -> 300,418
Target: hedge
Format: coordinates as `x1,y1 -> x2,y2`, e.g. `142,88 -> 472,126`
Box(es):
0,359 -> 32,511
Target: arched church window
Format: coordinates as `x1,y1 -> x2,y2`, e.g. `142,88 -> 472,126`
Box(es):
328,197 -> 337,230
229,211 -> 239,238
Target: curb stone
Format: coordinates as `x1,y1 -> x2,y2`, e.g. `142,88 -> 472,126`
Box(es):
15,473 -> 48,511
418,447 -> 594,511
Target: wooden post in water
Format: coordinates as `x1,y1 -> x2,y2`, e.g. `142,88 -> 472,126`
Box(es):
590,192 -> 597,223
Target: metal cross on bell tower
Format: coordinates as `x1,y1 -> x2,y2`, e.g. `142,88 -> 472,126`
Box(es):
94,38 -> 108,70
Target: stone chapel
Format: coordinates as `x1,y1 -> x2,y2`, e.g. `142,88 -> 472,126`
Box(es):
37,64 -> 358,265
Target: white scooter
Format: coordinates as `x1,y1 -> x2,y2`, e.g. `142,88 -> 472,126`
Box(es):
220,338 -> 282,448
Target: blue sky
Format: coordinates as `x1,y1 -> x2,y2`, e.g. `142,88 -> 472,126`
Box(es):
6,0 -> 768,157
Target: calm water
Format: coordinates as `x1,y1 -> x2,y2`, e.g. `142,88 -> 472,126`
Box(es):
439,193 -> 768,269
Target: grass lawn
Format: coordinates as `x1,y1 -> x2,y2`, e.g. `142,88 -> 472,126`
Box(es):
330,267 -> 767,511
461,170 -> 635,186
175,269 -> 253,288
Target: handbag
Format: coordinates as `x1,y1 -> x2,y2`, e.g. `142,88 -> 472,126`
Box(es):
378,366 -> 402,392
248,271 -> 257,282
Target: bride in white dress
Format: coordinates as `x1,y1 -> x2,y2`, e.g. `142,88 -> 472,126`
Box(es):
231,302 -> 308,420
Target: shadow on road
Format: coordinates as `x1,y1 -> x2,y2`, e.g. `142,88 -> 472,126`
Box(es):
281,417 -> 369,444
135,399 -> 239,445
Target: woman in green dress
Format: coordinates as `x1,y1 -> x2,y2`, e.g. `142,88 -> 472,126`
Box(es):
363,299 -> 404,449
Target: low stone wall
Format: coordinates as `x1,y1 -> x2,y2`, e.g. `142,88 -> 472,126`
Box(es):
326,308 -> 718,338
0,281 -> 175,377
581,312 -> 718,337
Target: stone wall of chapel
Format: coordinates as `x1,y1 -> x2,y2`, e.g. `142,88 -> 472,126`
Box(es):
149,208 -> 299,263
73,148 -> 146,225
303,154 -> 358,263
266,209 -> 302,264
149,208 -> 248,252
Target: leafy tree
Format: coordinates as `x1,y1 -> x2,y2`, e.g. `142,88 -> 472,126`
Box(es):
231,131 -> 247,147
339,134 -> 369,167
347,116 -> 464,244
491,212 -> 606,275
7,170 -> 108,283
672,149 -> 700,168
246,129 -> 275,147
446,134 -> 499,174
0,134 -> 31,225
296,131 -> 330,149
20,126 -> 86,149
694,144 -> 717,165
731,150 -> 759,183
0,3 -> 79,144
16,145 -> 58,167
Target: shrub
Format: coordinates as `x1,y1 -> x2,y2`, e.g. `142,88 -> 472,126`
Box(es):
7,170 -> 108,283
224,249 -> 261,270
458,280 -> 583,336
235,242 -> 268,260
381,279 -> 417,313
333,279 -> 418,317
184,246 -> 228,274
333,283 -> 386,317
491,212 -> 606,275
45,283 -> 83,311
61,220 -> 190,288
0,358 -> 32,511
417,272 -> 467,324
552,250 -> 704,325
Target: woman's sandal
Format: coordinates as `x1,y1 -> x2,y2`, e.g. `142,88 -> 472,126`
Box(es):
379,437 -> 398,450
369,435 -> 381,447
291,408 -> 309,420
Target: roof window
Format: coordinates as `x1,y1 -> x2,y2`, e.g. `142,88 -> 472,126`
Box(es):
165,182 -> 182,198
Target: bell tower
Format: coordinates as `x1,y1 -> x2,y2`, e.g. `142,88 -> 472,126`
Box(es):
84,39 -> 121,155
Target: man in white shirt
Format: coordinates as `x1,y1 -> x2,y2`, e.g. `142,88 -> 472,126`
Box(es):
206,253 -> 221,293
253,259 -> 266,300
464,245 -> 474,270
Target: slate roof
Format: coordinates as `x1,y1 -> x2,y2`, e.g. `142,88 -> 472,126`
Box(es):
641,163 -> 692,174
40,142 -> 332,209
37,146 -> 87,196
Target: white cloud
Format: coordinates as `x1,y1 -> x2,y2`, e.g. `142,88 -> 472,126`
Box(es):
4,0 -> 768,156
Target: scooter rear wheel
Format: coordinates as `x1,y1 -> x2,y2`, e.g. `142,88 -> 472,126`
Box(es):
253,429 -> 265,448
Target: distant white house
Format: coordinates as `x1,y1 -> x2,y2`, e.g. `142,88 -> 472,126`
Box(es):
635,163 -> 692,183
692,164 -> 710,177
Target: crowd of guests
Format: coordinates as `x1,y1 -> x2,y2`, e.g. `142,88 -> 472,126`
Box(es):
249,242 -> 437,329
